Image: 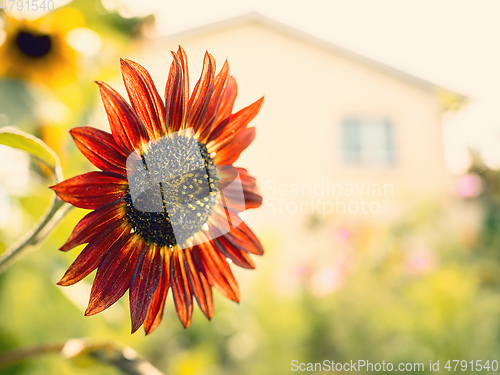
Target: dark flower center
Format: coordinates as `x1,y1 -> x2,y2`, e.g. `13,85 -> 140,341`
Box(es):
15,30 -> 53,58
124,134 -> 219,248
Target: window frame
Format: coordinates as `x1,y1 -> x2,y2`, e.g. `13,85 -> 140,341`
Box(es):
340,116 -> 396,165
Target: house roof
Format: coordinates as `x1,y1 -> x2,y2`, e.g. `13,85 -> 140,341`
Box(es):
163,11 -> 468,110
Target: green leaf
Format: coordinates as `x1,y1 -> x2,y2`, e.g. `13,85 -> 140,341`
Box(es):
0,127 -> 61,180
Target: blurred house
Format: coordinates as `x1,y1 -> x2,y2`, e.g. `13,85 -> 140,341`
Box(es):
138,12 -> 467,275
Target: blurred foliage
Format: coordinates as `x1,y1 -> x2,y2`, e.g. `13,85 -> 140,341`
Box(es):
2,171 -> 500,374
468,151 -> 500,287
0,0 -> 154,164
70,0 -> 154,39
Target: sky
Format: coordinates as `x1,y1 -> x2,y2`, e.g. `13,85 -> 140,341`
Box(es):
109,0 -> 500,172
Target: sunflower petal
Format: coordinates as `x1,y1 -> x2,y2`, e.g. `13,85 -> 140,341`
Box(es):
121,58 -> 166,138
51,171 -> 128,209
70,127 -> 127,175
186,52 -> 215,131
219,166 -> 262,212
221,187 -> 262,212
210,207 -> 262,253
215,127 -> 256,165
210,208 -> 262,257
192,239 -> 240,302
144,247 -> 171,335
210,205 -> 243,234
210,219 -> 262,259
129,243 -> 162,333
60,201 -> 127,251
208,97 -> 263,147
213,76 -> 237,127
224,221 -> 264,255
185,248 -> 213,319
170,249 -> 193,328
212,233 -> 255,269
217,165 -> 239,190
237,168 -> 263,209
96,81 -> 149,154
165,52 -> 186,133
195,60 -> 229,142
176,46 -> 190,115
85,234 -> 144,316
57,222 -> 129,286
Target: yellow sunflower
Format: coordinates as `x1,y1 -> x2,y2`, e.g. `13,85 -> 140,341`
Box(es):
0,8 -> 83,86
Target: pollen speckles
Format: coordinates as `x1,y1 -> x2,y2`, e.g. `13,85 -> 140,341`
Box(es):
125,134 -> 219,247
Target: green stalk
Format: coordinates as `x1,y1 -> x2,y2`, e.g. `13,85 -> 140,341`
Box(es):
0,339 -> 165,375
0,196 -> 71,275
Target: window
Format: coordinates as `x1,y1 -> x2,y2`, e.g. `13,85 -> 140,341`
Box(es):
341,117 -> 395,164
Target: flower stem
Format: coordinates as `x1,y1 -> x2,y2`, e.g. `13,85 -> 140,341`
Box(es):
0,195 -> 72,275
0,339 -> 165,375
0,342 -> 65,367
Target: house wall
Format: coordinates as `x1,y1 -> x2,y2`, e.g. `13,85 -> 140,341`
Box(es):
134,19 -> 451,260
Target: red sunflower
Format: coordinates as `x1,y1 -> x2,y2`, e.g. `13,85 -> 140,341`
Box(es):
51,46 -> 264,334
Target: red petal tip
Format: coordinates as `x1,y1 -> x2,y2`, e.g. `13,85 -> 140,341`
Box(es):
120,57 -> 136,68
84,307 -> 97,316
